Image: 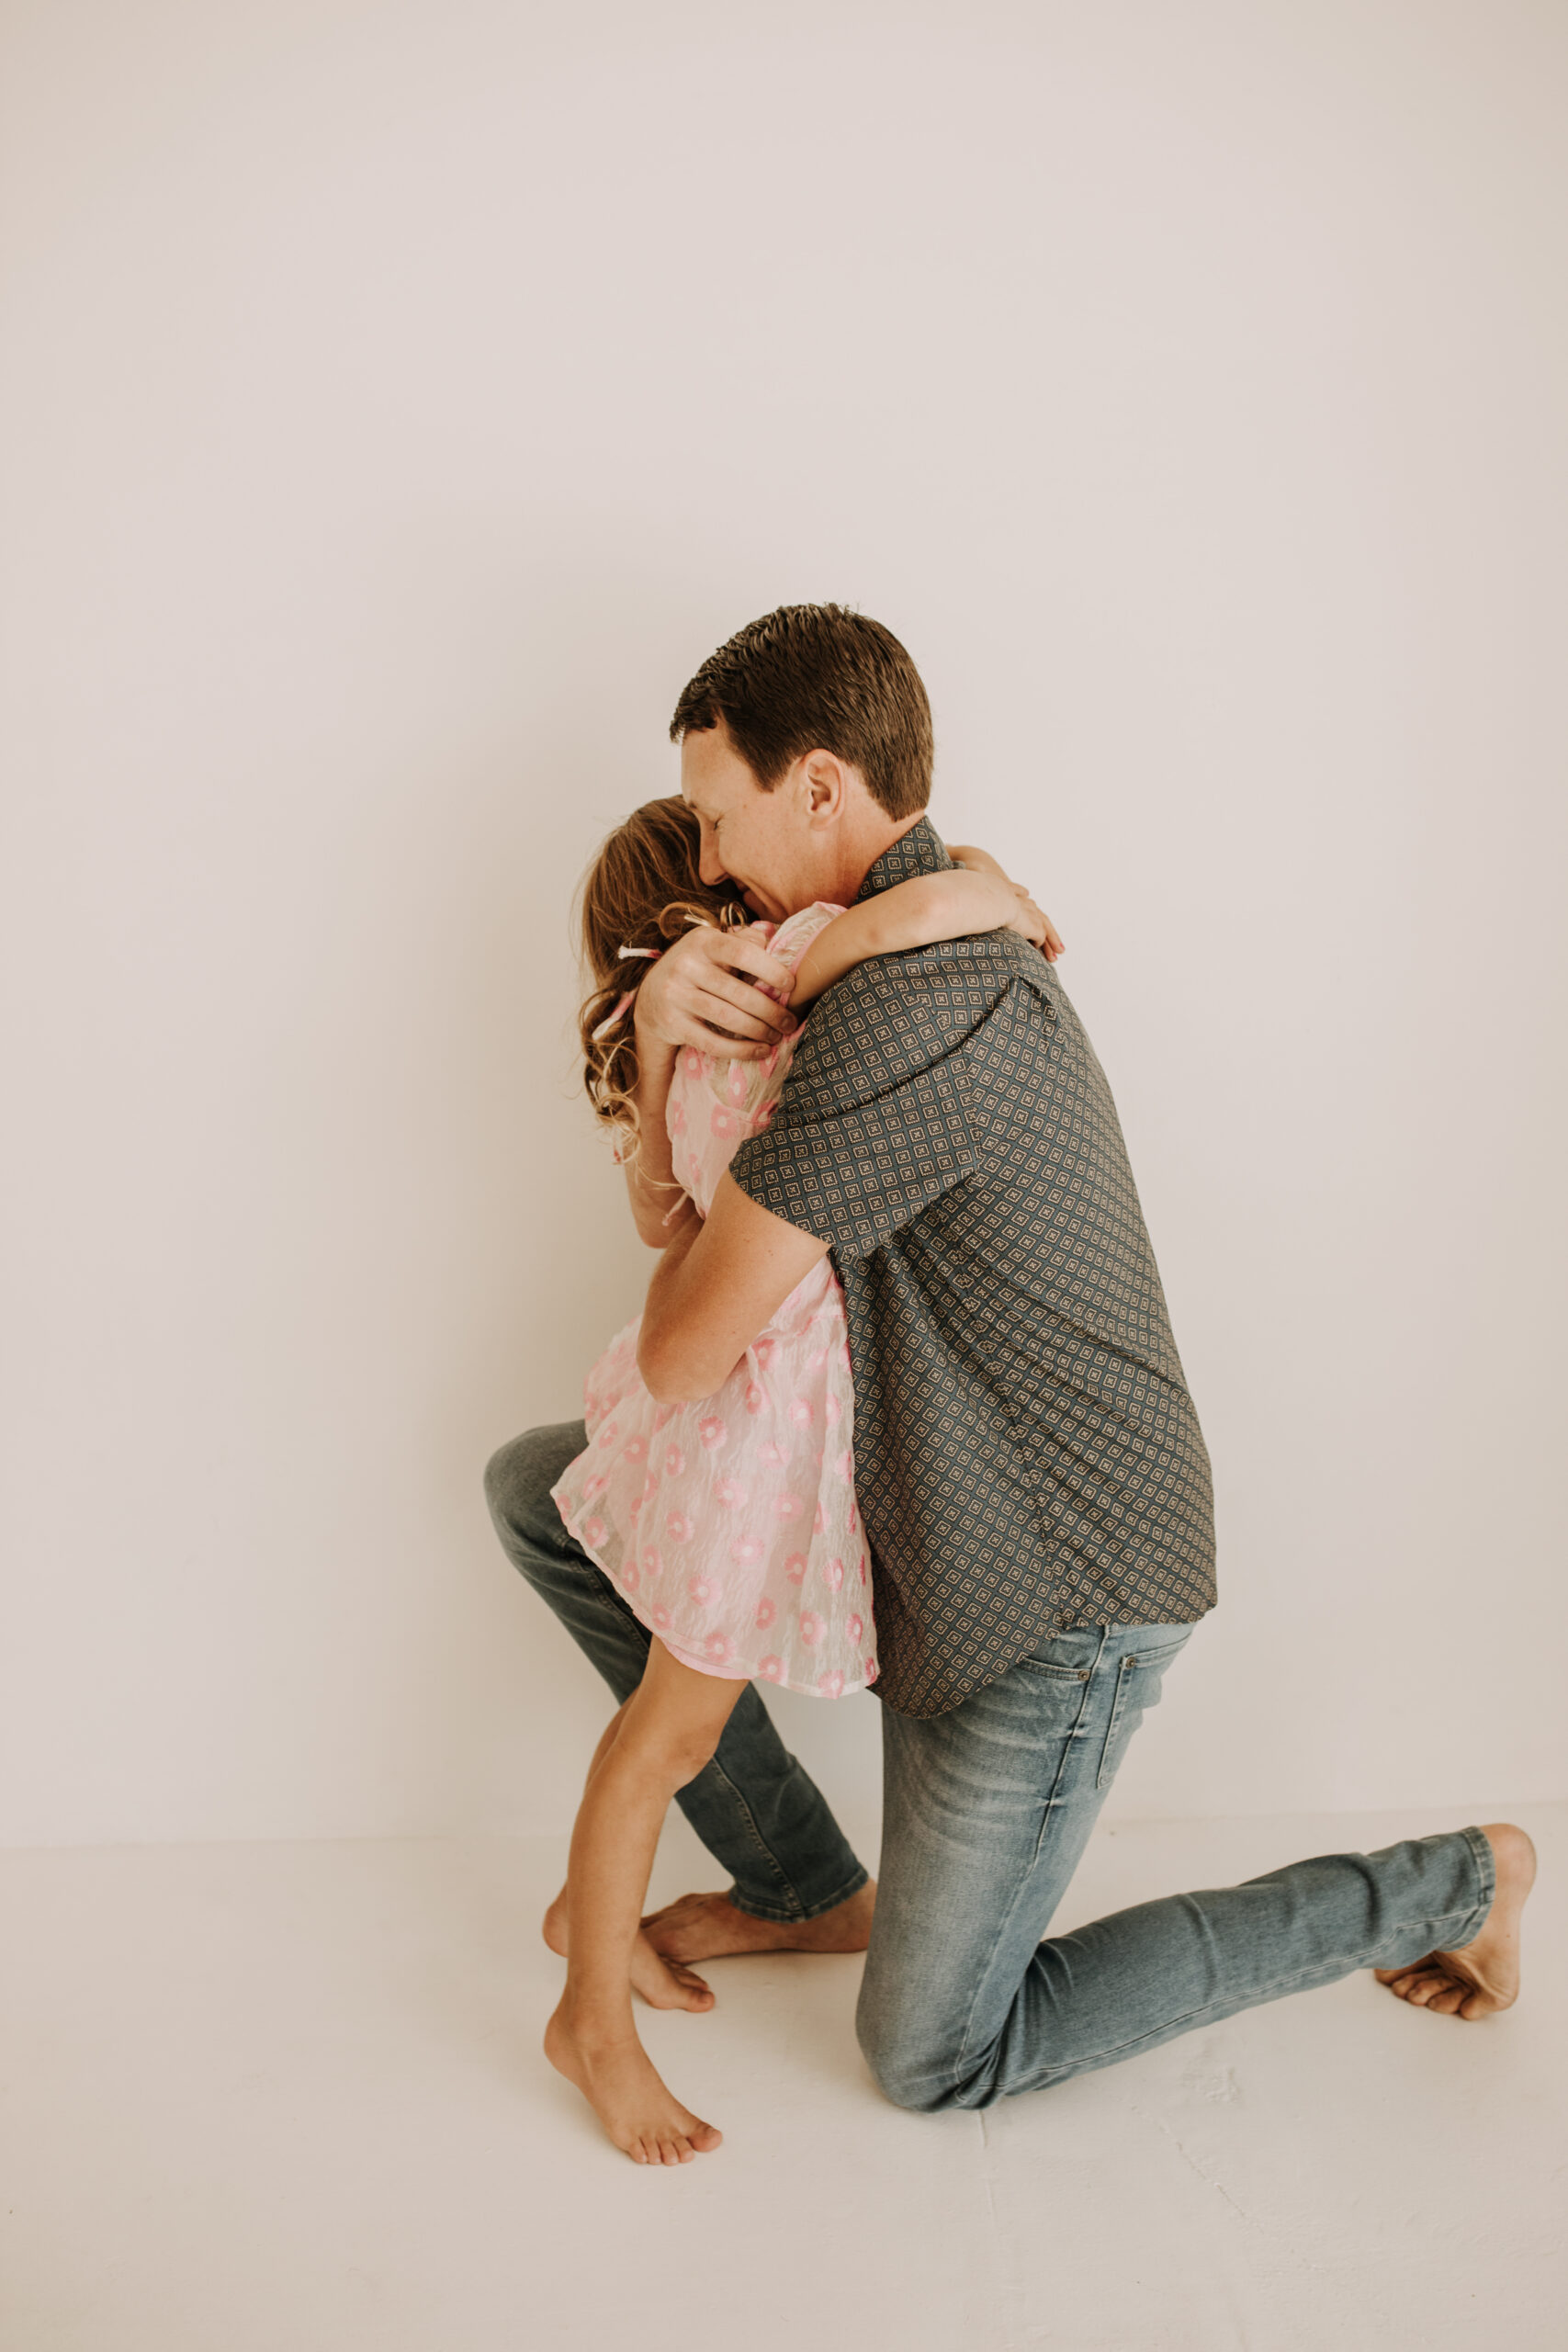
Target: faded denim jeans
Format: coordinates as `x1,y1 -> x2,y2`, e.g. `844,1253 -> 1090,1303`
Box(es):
486,1422 -> 1495,2109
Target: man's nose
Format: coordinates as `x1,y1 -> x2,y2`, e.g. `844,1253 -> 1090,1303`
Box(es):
697,844 -> 728,887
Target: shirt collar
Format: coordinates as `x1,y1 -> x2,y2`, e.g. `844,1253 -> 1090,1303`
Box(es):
853,815 -> 953,904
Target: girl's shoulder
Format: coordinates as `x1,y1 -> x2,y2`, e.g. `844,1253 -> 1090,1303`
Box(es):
767,900 -> 847,974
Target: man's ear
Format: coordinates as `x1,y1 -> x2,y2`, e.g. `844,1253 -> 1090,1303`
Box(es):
801,750 -> 852,828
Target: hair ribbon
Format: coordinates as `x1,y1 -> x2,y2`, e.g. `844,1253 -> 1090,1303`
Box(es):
591,945 -> 662,1046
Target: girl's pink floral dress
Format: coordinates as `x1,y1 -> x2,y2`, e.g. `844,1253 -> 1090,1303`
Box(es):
551,903 -> 876,1697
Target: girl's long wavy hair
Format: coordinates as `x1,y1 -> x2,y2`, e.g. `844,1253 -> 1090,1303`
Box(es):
577,796 -> 746,1159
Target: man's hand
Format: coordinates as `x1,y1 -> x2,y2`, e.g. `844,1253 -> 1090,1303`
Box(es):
635,923 -> 797,1062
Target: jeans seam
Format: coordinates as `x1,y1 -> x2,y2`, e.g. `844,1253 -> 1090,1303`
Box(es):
954,1627 -> 1110,2074
1095,1636 -> 1190,1790
1031,1624 -> 1109,1869
1097,1670 -> 1130,1791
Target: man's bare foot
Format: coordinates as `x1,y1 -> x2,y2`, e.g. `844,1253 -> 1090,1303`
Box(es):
1374,1823 -> 1536,2019
544,2002 -> 722,2165
542,1890 -> 715,2013
639,1879 -> 876,1965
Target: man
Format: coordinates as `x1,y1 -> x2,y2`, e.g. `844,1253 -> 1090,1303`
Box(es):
487,604 -> 1531,2112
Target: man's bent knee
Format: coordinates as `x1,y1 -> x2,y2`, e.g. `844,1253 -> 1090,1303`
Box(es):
483,1421 -> 585,1558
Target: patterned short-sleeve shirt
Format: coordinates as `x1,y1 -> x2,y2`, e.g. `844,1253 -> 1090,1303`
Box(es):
728,818 -> 1217,1718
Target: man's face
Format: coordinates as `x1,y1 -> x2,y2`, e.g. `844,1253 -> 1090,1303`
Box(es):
680,722 -> 818,922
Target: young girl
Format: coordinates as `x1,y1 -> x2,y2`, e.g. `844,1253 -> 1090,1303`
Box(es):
544,797 -> 1060,2165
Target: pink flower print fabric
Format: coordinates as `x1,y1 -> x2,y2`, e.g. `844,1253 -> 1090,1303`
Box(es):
551,902 -> 877,1698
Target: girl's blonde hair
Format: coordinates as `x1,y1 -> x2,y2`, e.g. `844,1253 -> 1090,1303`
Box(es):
577,796 -> 746,1158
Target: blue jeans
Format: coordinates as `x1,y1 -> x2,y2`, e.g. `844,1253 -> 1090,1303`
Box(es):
486,1422 -> 1495,2109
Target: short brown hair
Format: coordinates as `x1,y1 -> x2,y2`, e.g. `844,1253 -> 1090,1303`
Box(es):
670,604 -> 932,820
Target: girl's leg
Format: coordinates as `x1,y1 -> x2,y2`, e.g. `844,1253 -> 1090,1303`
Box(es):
542,1698 -> 715,2011
541,1697 -> 626,1953
545,1640 -> 745,2163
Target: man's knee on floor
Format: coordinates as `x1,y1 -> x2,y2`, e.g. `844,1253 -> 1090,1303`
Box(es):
855,2005 -> 967,2115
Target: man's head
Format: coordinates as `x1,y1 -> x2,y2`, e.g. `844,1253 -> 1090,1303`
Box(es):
671,604 -> 932,920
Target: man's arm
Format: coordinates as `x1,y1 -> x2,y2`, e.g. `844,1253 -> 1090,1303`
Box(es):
637,1172 -> 829,1403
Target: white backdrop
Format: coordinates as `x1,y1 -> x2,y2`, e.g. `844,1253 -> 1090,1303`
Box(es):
4,0 -> 1563,1849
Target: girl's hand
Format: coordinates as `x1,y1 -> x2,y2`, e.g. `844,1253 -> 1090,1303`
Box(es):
947,845 -> 1065,962
1000,887 -> 1064,959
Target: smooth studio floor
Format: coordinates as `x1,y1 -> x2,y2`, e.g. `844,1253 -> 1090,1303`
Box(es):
3,1802 -> 1562,2352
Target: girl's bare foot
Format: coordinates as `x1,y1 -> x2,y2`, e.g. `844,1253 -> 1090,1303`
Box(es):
544,2003 -> 723,2165
639,1879 -> 876,1964
1374,1822 -> 1536,2018
542,1891 -> 715,2013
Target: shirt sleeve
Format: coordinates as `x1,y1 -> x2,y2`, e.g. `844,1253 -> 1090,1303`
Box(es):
728,945 -> 996,1259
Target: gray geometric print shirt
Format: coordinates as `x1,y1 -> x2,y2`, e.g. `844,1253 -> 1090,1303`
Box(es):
729,817 -> 1217,1718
